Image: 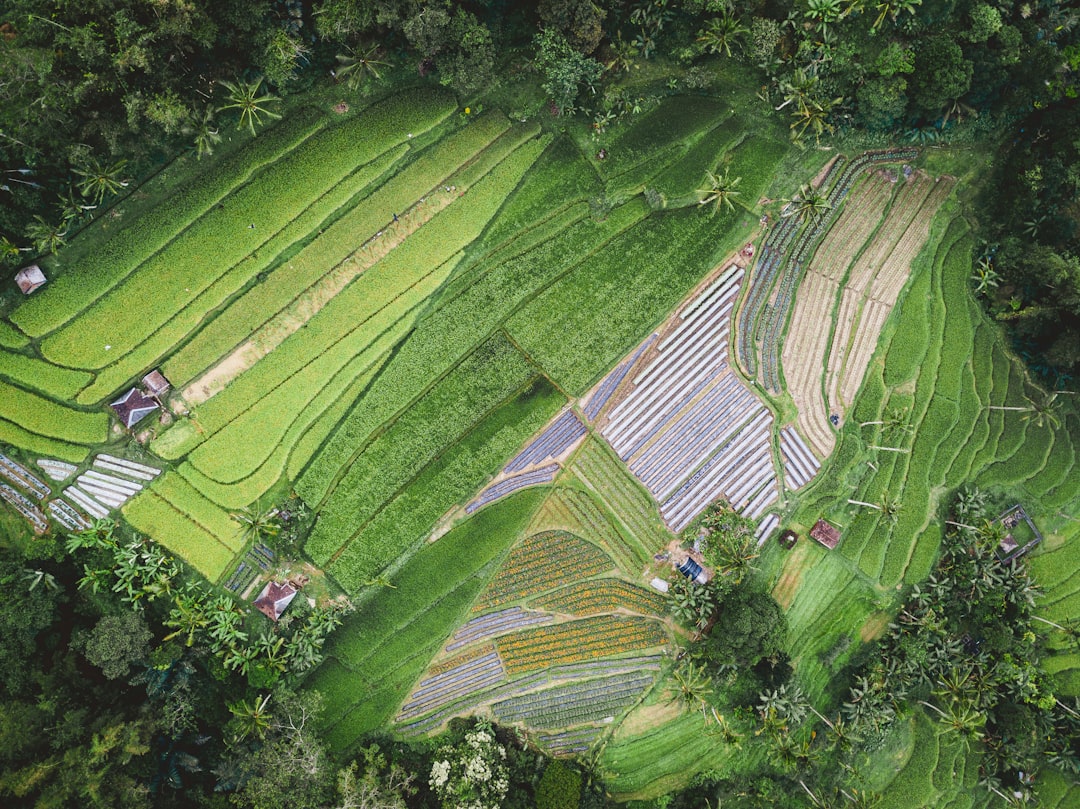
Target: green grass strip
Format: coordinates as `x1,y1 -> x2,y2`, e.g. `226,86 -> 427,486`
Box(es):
652,115 -> 745,205
184,258 -> 458,483
42,90 -> 456,371
879,711 -> 940,809
10,108 -> 328,337
306,332 -> 535,566
122,490 -> 236,582
163,113 -> 515,387
0,416 -> 89,463
327,377 -> 566,593
295,198 -> 648,506
0,321 -> 28,349
0,350 -> 92,400
149,472 -> 244,552
0,380 -> 107,445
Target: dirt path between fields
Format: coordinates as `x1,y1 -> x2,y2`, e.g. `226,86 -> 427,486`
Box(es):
183,186 -> 461,405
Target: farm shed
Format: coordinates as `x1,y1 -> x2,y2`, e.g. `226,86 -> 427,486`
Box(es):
142,369 -> 171,397
110,388 -> 159,428
254,580 -> 298,621
14,264 -> 46,294
677,557 -> 708,584
810,519 -> 841,550
996,505 -> 1042,562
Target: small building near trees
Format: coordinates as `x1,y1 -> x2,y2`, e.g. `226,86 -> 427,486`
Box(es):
810,519 -> 841,550
254,580 -> 298,622
14,264 -> 46,294
142,369 -> 171,398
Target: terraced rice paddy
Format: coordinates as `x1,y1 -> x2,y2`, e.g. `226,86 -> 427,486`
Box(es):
3,80 -> 1075,803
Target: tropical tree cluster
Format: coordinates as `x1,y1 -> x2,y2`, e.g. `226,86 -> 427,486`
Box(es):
839,488 -> 1080,801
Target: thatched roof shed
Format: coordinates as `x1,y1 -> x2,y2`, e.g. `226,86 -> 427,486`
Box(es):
14,264 -> 46,294
254,581 -> 298,622
810,519 -> 841,550
110,388 -> 159,428
142,369 -> 171,396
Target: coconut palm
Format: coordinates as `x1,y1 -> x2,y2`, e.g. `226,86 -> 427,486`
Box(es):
671,660 -> 715,715
231,502 -> 281,545
56,184 -> 96,224
185,106 -> 221,160
696,13 -> 748,58
697,169 -> 743,215
163,587 -> 210,647
335,44 -> 390,90
805,0 -> 845,36
989,390 -> 1069,430
23,568 -> 60,593
920,699 -> 986,744
228,694 -> 272,742
848,495 -> 900,523
217,77 -> 282,135
0,235 -> 30,266
782,183 -> 832,224
790,93 -> 843,145
73,157 -> 129,205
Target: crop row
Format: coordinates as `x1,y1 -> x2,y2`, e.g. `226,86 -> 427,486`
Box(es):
76,146 -> 409,407
10,108 -> 329,337
475,530 -> 613,611
0,381 -> 107,446
151,472 -> 243,552
492,670 -> 655,728
536,486 -> 646,573
164,113 -> 514,387
530,578 -> 665,617
0,350 -> 92,401
306,333 -> 536,565
326,379 -> 565,593
466,464 -> 560,514
504,409 -> 585,473
427,643 -> 498,678
41,92 -> 457,372
538,726 -> 601,755
121,491 -> 235,582
296,199 -> 648,507
583,335 -> 657,421
572,437 -> 668,556
182,273 -> 436,482
495,614 -> 667,674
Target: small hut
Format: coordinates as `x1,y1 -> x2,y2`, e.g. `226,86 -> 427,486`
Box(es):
254,580 -> 298,622
810,519 -> 841,550
110,388 -> 159,428
142,369 -> 171,398
14,264 -> 46,294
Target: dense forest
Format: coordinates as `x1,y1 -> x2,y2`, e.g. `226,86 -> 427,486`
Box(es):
1,1 -> 1080,807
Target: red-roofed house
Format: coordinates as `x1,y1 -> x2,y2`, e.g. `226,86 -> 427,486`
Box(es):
810,519 -> 841,550
254,581 -> 298,622
110,388 -> 159,428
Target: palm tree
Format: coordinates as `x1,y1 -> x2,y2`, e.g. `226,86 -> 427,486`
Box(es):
73,158 -> 129,205
989,390 -> 1069,430
23,568 -> 60,592
848,495 -> 900,523
790,94 -> 844,145
696,13 -> 748,58
335,44 -> 390,90
671,660 -> 715,713
604,32 -> 639,74
185,106 -> 221,160
228,694 -> 272,742
217,77 -> 282,135
25,215 -> 68,255
56,184 -> 96,224
0,235 -> 30,266
782,183 -> 832,225
697,169 -> 743,215
919,699 -> 986,745
232,502 -> 281,545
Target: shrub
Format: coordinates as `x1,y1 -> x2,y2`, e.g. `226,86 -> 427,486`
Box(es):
537,761 -> 583,809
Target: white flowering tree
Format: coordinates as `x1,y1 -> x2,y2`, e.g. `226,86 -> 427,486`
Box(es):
428,722 -> 509,809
